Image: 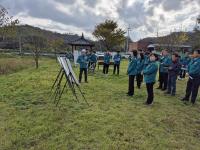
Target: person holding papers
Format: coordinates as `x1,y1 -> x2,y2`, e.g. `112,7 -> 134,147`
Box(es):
127,50 -> 138,96
143,53 -> 158,105
181,50 -> 200,104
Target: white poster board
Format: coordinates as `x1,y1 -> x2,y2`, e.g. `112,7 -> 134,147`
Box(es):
74,50 -> 79,66
66,58 -> 79,85
57,56 -> 80,86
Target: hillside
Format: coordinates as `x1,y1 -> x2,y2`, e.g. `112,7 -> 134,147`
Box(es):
138,31 -> 199,49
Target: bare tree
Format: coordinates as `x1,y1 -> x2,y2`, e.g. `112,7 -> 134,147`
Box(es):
28,35 -> 47,69
0,5 -> 19,40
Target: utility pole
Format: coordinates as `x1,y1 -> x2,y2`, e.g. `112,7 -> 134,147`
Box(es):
196,15 -> 200,30
126,25 -> 132,52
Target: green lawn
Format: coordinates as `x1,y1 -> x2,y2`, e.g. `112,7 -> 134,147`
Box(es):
0,55 -> 200,150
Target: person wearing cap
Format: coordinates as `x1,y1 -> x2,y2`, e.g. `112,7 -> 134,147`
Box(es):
103,51 -> 111,74
165,53 -> 181,96
127,50 -> 138,96
77,49 -> 88,83
181,50 -> 200,104
113,51 -> 122,75
136,50 -> 145,89
158,49 -> 171,91
143,53 -> 158,105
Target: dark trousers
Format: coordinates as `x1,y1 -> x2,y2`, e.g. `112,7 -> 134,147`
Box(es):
103,63 -> 109,74
146,82 -> 155,104
136,73 -> 143,88
159,72 -> 168,89
128,75 -> 135,95
79,68 -> 87,82
179,70 -> 186,78
113,64 -> 120,75
185,77 -> 200,103
167,75 -> 177,95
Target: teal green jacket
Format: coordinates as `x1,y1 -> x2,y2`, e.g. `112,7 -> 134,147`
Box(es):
144,55 -> 150,66
159,56 -> 171,73
127,57 -> 138,75
77,55 -> 88,68
188,58 -> 200,78
104,54 -> 111,64
136,58 -> 145,74
89,54 -> 97,63
180,56 -> 191,67
143,61 -> 158,83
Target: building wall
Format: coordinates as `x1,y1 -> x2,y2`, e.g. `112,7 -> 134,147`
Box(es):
129,42 -> 138,51
129,41 -> 150,51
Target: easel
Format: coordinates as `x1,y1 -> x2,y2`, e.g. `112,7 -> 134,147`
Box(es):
51,56 -> 89,107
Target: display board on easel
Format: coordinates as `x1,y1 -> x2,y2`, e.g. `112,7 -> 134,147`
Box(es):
51,56 -> 89,106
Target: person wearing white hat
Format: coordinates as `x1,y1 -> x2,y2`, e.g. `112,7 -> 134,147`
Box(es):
77,49 -> 88,83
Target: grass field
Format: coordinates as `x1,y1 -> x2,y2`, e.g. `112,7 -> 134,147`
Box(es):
0,55 -> 200,150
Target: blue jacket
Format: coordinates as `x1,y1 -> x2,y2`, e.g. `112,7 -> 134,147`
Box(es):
168,61 -> 181,77
159,56 -> 171,73
143,61 -> 158,83
77,55 -> 88,68
104,54 -> 111,64
113,54 -> 121,65
127,56 -> 138,75
188,58 -> 200,78
136,58 -> 145,74
89,54 -> 97,63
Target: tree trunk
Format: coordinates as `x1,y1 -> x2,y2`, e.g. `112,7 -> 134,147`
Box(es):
34,48 -> 39,69
35,56 -> 39,69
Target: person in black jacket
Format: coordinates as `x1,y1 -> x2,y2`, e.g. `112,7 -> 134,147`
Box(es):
165,53 -> 181,96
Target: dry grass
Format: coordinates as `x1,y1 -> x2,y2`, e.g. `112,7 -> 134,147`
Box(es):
0,56 -> 34,75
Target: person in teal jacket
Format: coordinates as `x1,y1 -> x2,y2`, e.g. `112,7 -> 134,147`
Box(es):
143,53 -> 158,105
88,51 -> 97,73
136,50 -> 145,89
179,52 -> 191,79
182,50 -> 200,104
113,51 -> 122,75
158,49 -> 171,90
127,50 -> 138,96
77,49 -> 88,83
103,51 -> 111,74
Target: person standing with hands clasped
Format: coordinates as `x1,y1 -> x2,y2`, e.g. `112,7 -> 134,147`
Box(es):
181,50 -> 200,104
158,49 -> 171,91
103,51 -> 111,74
113,51 -> 122,75
136,50 -> 145,89
77,49 -> 88,83
143,53 -> 158,105
127,50 -> 138,96
165,53 -> 181,96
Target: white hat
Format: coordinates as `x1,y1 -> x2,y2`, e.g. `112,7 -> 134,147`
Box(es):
82,49 -> 86,53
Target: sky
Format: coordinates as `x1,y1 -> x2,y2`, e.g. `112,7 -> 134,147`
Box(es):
0,0 -> 200,41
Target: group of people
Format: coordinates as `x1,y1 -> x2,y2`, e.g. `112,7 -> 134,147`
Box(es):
77,50 -> 122,83
127,49 -> 200,105
76,49 -> 97,83
76,48 -> 200,106
102,51 -> 122,75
